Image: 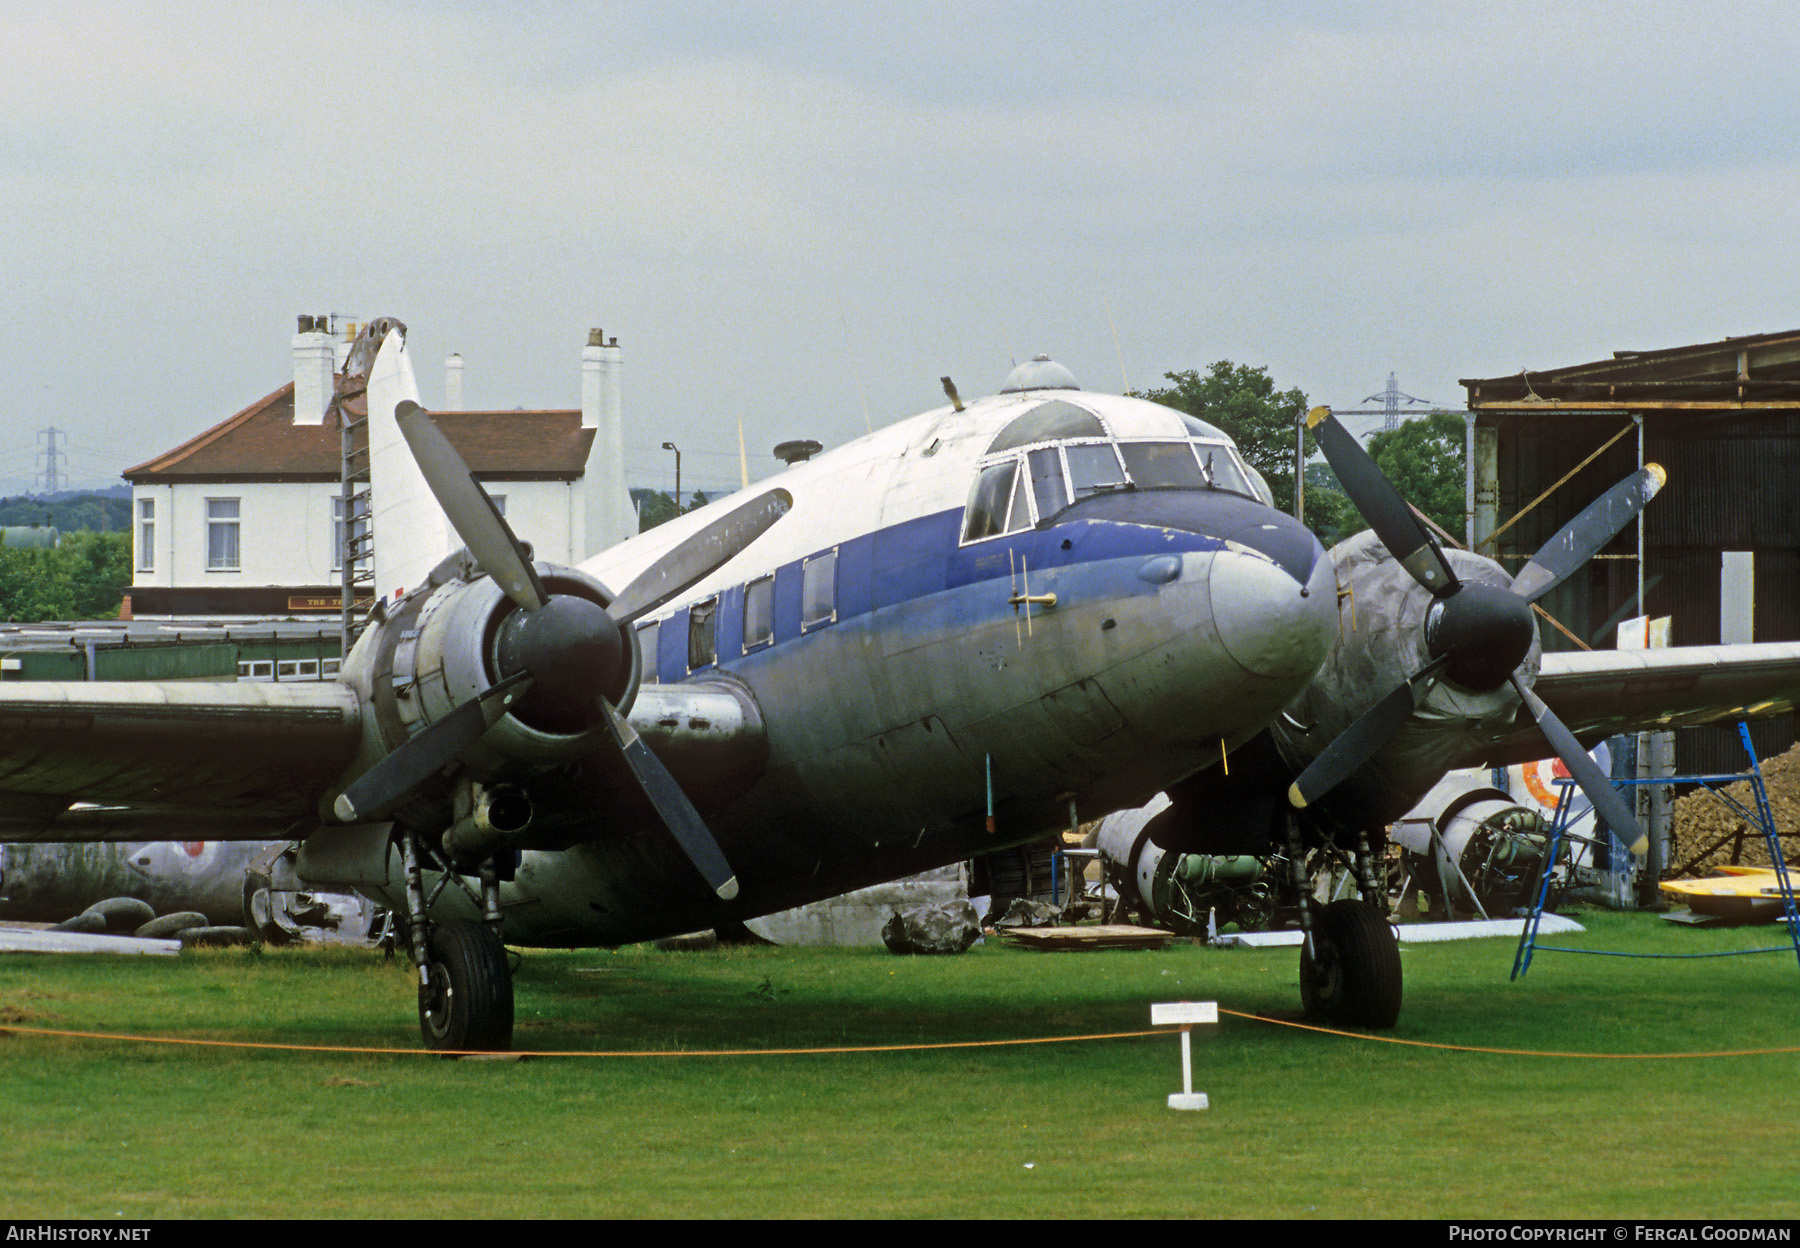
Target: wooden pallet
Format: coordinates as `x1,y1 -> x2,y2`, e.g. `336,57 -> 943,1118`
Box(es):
997,924 -> 1175,951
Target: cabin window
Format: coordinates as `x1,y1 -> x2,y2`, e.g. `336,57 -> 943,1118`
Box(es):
987,400 -> 1106,454
688,597 -> 718,670
1120,442 -> 1207,490
636,621 -> 660,683
802,550 -> 837,630
1064,444 -> 1128,499
206,498 -> 240,570
136,499 -> 154,572
744,575 -> 774,650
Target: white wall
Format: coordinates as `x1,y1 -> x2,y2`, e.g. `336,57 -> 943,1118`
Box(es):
133,479 -> 581,591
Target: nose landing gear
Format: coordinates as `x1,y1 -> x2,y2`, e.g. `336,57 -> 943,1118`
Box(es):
1286,819 -> 1402,1029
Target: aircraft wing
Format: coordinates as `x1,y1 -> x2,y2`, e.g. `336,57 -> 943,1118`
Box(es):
1469,641 -> 1800,767
0,681 -> 362,840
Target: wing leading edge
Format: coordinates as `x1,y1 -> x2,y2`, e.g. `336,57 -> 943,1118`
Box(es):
1470,641 -> 1800,768
0,681 -> 363,840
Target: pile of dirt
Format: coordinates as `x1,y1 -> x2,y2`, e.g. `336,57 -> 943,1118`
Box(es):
1669,742 -> 1800,875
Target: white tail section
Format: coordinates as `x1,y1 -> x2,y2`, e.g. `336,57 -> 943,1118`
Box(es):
367,328 -> 456,602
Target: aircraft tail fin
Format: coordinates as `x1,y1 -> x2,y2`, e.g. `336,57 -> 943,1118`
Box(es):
360,322 -> 457,603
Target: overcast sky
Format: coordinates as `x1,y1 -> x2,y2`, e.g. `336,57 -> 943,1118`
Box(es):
5,1 -> 1797,498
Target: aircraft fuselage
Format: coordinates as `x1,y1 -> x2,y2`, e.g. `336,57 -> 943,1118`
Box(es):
362,382 -> 1339,944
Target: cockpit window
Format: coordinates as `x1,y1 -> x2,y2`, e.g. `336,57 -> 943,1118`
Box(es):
1197,445 -> 1256,496
1065,443 -> 1129,499
961,430 -> 1264,545
1118,442 -> 1207,490
1028,446 -> 1069,520
1176,412 -> 1232,442
986,400 -> 1106,455
963,459 -> 1022,541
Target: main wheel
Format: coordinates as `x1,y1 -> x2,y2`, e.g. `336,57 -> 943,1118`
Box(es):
418,919 -> 514,1052
1299,898 -> 1402,1029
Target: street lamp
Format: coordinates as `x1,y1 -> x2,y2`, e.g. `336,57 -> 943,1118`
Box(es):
661,441 -> 682,514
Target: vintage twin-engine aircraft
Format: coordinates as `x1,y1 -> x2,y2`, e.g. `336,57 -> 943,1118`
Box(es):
2,320 -> 1796,1049
0,322 -> 1346,1048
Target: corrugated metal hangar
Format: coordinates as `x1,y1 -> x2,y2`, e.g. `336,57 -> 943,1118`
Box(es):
1462,328 -> 1800,771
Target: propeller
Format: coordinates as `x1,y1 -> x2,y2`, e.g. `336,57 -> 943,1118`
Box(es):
1288,406 -> 1662,856
339,401 -> 790,902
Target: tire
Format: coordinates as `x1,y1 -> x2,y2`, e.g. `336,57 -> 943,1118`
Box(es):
1299,898 -> 1402,1029
418,919 -> 514,1052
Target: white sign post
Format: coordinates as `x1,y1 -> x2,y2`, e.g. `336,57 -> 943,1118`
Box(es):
1151,1000 -> 1218,1110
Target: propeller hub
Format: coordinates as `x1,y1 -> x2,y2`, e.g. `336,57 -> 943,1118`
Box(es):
495,595 -> 624,729
1425,582 -> 1535,691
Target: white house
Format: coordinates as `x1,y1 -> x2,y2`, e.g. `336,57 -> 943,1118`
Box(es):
124,319 -> 634,620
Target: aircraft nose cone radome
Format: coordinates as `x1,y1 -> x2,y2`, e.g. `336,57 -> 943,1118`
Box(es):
1208,527 -> 1336,683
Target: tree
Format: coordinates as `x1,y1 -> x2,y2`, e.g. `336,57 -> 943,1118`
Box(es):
633,488 -> 713,533
1134,360 -> 1357,542
0,531 -> 130,621
1365,410 -> 1466,542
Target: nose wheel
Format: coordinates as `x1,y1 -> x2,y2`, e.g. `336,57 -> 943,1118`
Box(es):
1298,898 -> 1402,1028
401,829 -> 516,1052
1285,818 -> 1403,1029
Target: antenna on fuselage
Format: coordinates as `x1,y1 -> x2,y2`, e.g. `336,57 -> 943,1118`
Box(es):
941,377 -> 964,412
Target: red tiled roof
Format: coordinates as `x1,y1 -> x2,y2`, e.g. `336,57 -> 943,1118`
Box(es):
124,383 -> 595,483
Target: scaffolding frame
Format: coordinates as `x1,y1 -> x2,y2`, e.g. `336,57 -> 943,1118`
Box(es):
1512,722 -> 1800,978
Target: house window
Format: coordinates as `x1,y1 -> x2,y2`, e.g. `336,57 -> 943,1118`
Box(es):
743,575 -> 774,650
801,550 -> 837,630
206,498 -> 240,571
136,499 -> 154,572
333,495 -> 369,573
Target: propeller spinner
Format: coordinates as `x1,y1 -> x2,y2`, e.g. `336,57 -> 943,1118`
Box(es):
334,401 -> 792,902
1289,407 -> 1660,856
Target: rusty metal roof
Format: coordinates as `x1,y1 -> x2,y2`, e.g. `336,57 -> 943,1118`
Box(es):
1462,328 -> 1800,410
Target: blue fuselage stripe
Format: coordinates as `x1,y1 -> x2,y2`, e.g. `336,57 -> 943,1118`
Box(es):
655,505 -> 1235,682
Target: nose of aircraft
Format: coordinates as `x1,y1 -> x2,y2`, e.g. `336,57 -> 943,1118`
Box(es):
1208,513 -> 1336,682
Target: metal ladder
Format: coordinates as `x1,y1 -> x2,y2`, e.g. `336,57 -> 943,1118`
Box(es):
333,357 -> 375,654
1513,722 -> 1800,978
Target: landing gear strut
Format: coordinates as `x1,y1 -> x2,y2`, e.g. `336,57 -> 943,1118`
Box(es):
401,828 -> 515,1052
1285,818 -> 1402,1029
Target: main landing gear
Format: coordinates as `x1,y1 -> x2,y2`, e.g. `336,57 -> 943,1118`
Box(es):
401,829 -> 515,1052
1284,819 -> 1402,1029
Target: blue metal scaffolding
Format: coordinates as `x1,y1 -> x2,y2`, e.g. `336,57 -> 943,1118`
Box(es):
1512,722 -> 1800,978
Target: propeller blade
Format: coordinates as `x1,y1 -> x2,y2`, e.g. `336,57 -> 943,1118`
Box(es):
395,400 -> 549,612
609,488 -> 792,624
1509,673 -> 1648,857
333,674 -> 534,823
1287,657 -> 1449,809
1307,406 -> 1460,597
599,699 -> 739,901
1508,464 -> 1666,604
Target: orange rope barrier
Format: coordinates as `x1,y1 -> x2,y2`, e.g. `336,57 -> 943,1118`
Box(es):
6,1009 -> 1798,1060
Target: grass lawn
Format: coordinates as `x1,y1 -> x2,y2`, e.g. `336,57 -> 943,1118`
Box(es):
2,910 -> 1797,1219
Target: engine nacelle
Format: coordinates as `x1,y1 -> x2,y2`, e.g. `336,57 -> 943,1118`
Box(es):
334,560 -> 640,822
1390,787 -> 1549,919
1094,796 -> 1282,935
